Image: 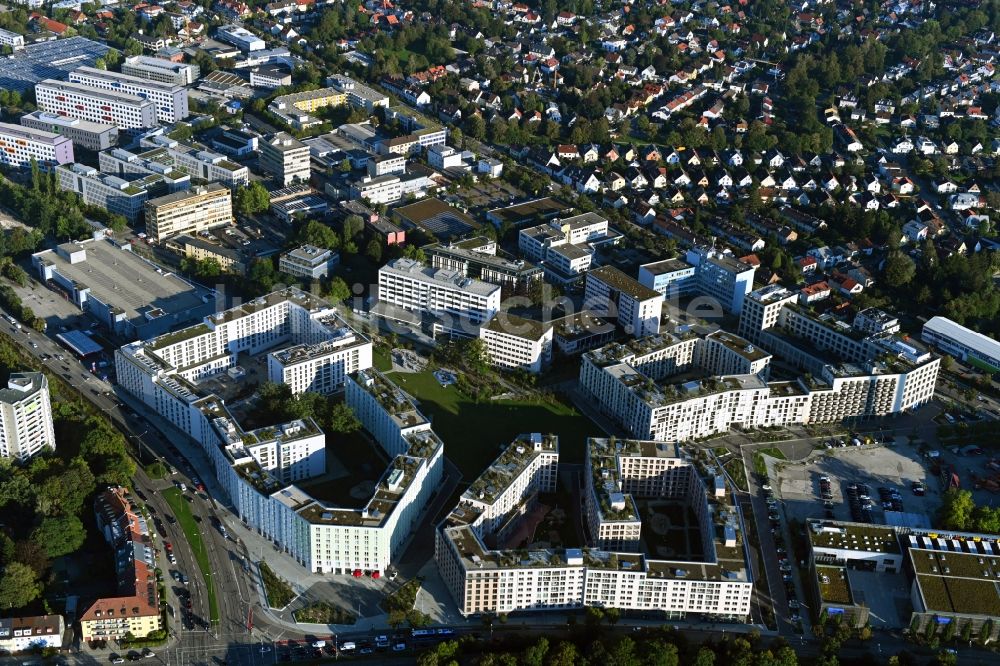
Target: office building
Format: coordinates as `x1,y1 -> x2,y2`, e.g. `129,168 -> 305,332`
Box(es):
436,438 -> 753,618
579,328 -> 938,442
250,64 -> 292,89
138,133 -> 250,187
426,237 -> 542,298
122,56 -> 200,85
97,147 -> 191,192
378,258 -> 501,327
32,238 -> 216,339
80,487 -> 162,642
0,28 -> 25,51
217,24 -> 265,51
55,163 -> 160,222
518,212 -> 615,284
0,373 -> 55,463
0,122 -> 73,170
922,316 -> 1000,373
269,184 -> 329,223
479,314 -> 553,374
20,111 -> 118,151
279,244 -> 339,279
69,66 -> 189,123
268,87 -> 346,129
259,132 -> 310,186
35,79 -> 157,130
211,128 -> 258,158
584,265 -> 663,338
684,247 -> 756,314
0,616 -> 64,653
144,183 -> 232,242
551,310 -> 617,355
367,154 -> 406,177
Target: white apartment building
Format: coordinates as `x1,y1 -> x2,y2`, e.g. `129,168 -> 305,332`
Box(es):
584,265 -> 662,338
0,28 -> 25,51
378,258 -> 501,326
69,66 -> 189,124
0,616 -> 64,653
279,244 -> 339,280
259,132 -> 310,186
122,56 -> 200,85
0,122 -> 74,170
20,111 -> 118,151
139,133 -> 250,187
144,183 -> 232,242
0,373 -> 55,463
115,292 -> 441,577
350,174 -> 402,205
56,163 -> 154,222
437,438 -> 754,618
579,329 -> 938,442
35,79 -> 157,130
367,154 -> 406,177
518,212 -> 610,263
479,314 -> 553,374
638,258 -> 697,301
684,247 -> 757,315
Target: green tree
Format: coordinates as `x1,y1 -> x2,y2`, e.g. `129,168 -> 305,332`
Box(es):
296,220 -> 340,250
366,239 -> 383,264
234,181 -> 271,216
940,489 -> 976,530
248,258 -> 278,293
884,250 -> 916,288
693,647 -> 716,666
342,214 -> 365,242
0,562 -> 41,610
327,402 -> 361,434
324,276 -> 352,303
32,515 -> 86,558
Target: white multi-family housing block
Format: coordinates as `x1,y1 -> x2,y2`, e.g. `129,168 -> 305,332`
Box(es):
0,122 -> 74,170
437,437 -> 754,619
518,213 -> 613,284
378,258 -> 501,326
69,67 -> 189,123
35,80 -> 157,130
138,133 -> 250,187
479,314 -> 553,374
0,373 -> 55,463
585,265 -> 663,338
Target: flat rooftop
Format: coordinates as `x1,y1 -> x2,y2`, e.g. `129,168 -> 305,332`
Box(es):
463,433 -> 558,506
707,330 -> 770,362
487,197 -> 572,226
809,520 -> 901,554
0,36 -> 110,94
483,313 -> 550,341
641,258 -> 694,275
381,258 -> 500,298
588,265 -> 661,301
912,548 -> 1000,617
34,239 -> 211,325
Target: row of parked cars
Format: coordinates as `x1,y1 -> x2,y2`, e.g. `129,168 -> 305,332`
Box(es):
847,483 -> 876,523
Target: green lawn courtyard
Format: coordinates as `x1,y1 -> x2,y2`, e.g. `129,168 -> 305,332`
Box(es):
162,487 -> 220,625
388,366 -> 601,477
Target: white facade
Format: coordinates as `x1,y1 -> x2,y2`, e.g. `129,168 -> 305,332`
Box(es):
684,246 -> 756,314
259,132 -> 310,186
69,67 -> 189,123
378,258 -> 501,326
122,56 -> 200,85
584,265 -> 662,337
217,24 -> 266,51
56,163 -> 152,222
36,79 -> 157,130
479,314 -> 553,374
922,316 -> 1000,372
0,28 -> 25,51
20,111 -> 118,152
0,122 -> 74,170
139,133 -> 250,187
0,373 -> 55,462
0,616 -> 64,653
279,244 -> 339,280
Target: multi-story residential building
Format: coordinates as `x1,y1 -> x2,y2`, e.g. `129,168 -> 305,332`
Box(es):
268,87 -> 346,129
144,183 -> 232,242
579,328 -> 938,442
378,258 -> 501,328
922,316 -> 1000,373
684,247 -> 756,315
216,24 -> 265,51
367,154 -> 406,177
0,373 -> 55,462
80,487 -> 162,642
425,237 -> 543,297
437,438 -> 754,619
35,79 -> 157,130
584,265 -> 662,338
638,258 -> 697,301
259,132 -> 310,186
279,244 -> 339,280
122,56 -> 200,85
55,163 -> 159,222
0,28 -> 25,51
327,74 -> 390,112
519,212 -> 610,262
68,67 -> 188,123
0,122 -> 74,170
20,111 -> 118,151
479,314 -> 553,374
0,616 -> 64,653
138,133 -> 250,187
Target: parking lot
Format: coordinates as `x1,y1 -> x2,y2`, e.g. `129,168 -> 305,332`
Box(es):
774,444 -> 940,527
